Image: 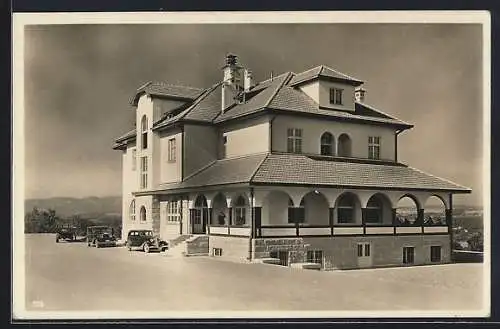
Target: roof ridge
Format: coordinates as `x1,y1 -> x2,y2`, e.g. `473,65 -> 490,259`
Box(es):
149,81 -> 204,91
407,166 -> 471,191
321,64 -> 362,82
356,101 -> 413,127
256,71 -> 293,85
249,152 -> 271,183
263,72 -> 293,108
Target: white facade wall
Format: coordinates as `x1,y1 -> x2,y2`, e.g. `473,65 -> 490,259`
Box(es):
223,116 -> 270,158
158,129 -> 183,184
136,95 -> 155,191
299,80 -> 356,112
272,114 -> 396,161
121,142 -> 138,239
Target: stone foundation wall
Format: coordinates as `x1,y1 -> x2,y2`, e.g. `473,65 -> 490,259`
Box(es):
252,235 -> 451,270
252,238 -> 307,264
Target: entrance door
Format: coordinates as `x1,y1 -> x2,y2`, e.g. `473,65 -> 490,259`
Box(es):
403,246 -> 415,265
357,242 -> 372,268
270,251 -> 289,266
192,208 -> 205,234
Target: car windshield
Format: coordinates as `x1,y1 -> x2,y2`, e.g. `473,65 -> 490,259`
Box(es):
138,231 -> 153,237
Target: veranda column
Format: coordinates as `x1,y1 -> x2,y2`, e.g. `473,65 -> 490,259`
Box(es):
361,208 -> 368,235
253,207 -> 262,238
228,207 -> 232,235
447,193 -> 454,261
417,208 -> 425,233
329,207 -> 335,236
206,207 -> 212,234
391,208 -> 397,234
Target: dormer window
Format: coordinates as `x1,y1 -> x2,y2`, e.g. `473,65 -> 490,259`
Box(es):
329,88 -> 343,105
141,115 -> 148,149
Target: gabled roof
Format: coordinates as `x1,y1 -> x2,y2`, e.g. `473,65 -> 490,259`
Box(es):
213,72 -> 292,123
288,65 -> 364,87
268,86 -> 412,128
130,81 -> 204,106
112,128 -> 136,150
141,152 -> 471,194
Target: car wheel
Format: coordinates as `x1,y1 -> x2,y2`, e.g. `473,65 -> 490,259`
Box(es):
56,238 -> 59,243
95,240 -> 100,248
143,243 -> 150,253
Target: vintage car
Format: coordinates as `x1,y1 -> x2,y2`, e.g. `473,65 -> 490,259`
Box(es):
126,230 -> 169,253
86,225 -> 117,248
55,225 -> 77,243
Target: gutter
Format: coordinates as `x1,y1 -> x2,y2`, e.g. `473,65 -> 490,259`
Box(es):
395,129 -> 403,162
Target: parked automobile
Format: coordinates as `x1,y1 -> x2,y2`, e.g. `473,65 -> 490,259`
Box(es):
55,225 -> 77,243
87,225 -> 117,248
126,230 -> 169,253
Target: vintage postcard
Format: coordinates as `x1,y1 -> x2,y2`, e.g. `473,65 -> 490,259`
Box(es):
12,11 -> 490,320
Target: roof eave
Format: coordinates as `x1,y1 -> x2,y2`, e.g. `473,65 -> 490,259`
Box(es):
290,76 -> 364,88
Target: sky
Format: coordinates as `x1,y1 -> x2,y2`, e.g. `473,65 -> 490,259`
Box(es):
22,23 -> 484,206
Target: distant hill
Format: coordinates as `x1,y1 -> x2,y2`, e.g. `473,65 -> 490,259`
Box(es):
25,196 -> 122,218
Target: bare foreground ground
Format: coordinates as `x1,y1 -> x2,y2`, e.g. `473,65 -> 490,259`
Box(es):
22,234 -> 484,315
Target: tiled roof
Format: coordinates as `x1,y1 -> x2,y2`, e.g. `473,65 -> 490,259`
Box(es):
149,152 -> 470,193
288,65 -> 364,87
130,82 -> 204,106
183,83 -> 223,122
114,129 -> 136,143
155,153 -> 268,191
252,153 -> 471,192
268,86 -> 412,128
213,72 -> 292,123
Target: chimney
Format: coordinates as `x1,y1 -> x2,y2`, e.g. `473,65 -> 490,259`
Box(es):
354,86 -> 366,103
221,53 -> 243,112
244,69 -> 254,92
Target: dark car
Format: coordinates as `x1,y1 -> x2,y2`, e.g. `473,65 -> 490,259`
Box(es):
56,225 -> 77,243
87,226 -> 117,248
126,230 -> 168,253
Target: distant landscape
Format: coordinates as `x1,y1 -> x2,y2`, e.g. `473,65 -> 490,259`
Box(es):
23,196 -> 484,250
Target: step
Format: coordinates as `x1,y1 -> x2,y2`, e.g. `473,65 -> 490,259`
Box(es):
290,262 -> 322,270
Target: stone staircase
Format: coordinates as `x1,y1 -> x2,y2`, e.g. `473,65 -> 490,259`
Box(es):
166,234 -> 209,258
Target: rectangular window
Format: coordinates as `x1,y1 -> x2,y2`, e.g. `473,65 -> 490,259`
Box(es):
287,128 -> 303,153
131,149 -> 136,171
140,156 -> 148,189
142,132 -> 148,149
212,248 -> 223,256
357,243 -> 371,257
168,138 -> 176,162
307,250 -> 323,267
403,246 -> 415,264
167,200 -> 180,222
329,88 -> 344,105
357,244 -> 363,257
368,136 -> 381,160
430,246 -> 441,262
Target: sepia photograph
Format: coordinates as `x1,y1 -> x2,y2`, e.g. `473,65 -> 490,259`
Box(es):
12,11 -> 490,320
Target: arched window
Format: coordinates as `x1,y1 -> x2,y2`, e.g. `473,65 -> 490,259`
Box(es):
320,132 -> 334,156
338,133 -> 352,157
141,115 -> 148,149
233,196 -> 247,226
140,206 -> 146,222
337,193 -> 356,223
129,200 -> 136,221
365,196 -> 384,224
194,195 -> 208,208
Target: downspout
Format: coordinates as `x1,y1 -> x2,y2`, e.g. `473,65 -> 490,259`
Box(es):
249,187 -> 255,262
395,129 -> 403,162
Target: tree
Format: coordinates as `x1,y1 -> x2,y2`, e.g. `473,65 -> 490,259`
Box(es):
24,207 -> 60,233
468,232 -> 483,252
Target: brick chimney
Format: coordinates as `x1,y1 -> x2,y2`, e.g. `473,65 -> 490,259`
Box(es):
354,86 -> 366,103
221,54 -> 243,112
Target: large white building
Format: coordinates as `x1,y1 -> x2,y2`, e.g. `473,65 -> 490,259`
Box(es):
113,54 -> 471,269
